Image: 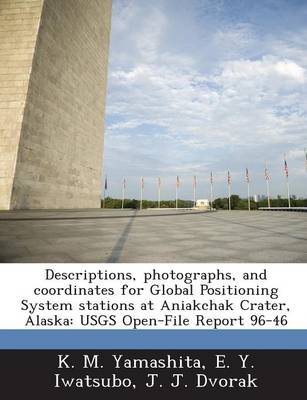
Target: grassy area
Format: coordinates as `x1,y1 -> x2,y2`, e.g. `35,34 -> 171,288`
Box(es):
101,195 -> 307,210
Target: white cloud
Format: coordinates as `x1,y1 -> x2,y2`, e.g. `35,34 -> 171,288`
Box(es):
219,57 -> 306,84
105,0 -> 307,198
108,54 -> 307,150
275,60 -> 306,83
288,148 -> 305,160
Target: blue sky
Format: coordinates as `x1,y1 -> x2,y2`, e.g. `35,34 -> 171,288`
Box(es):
104,0 -> 307,201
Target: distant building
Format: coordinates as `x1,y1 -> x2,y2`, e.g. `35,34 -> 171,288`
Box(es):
196,199 -> 210,209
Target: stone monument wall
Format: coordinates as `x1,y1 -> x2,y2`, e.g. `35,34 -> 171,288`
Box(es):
0,0 -> 44,209
0,0 -> 112,209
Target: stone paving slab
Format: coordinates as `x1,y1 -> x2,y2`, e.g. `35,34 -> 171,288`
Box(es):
0,209 -> 307,263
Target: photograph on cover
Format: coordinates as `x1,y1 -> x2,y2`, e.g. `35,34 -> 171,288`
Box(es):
0,0 -> 307,263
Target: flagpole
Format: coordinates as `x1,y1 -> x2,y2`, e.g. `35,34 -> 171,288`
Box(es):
227,170 -> 231,211
286,177 -> 290,208
284,154 -> 290,208
193,176 -> 196,207
210,172 -> 213,210
265,161 -> 271,208
158,177 -> 161,209
175,176 -> 179,209
103,176 -> 107,209
266,179 -> 271,208
140,177 -> 143,210
245,168 -> 251,211
121,179 -> 125,209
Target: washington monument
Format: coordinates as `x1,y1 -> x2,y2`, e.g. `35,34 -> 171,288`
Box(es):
0,0 -> 112,209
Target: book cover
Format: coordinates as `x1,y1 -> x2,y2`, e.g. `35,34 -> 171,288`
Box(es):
0,0 -> 306,399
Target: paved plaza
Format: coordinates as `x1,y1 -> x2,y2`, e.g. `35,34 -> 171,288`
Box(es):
0,209 -> 307,262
